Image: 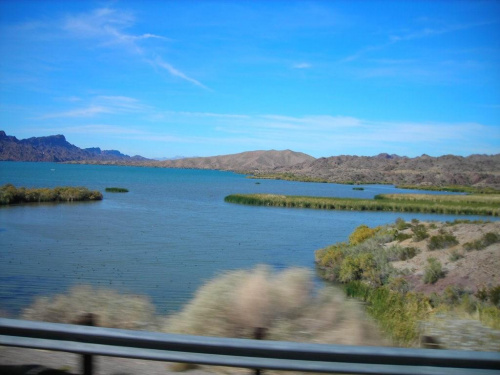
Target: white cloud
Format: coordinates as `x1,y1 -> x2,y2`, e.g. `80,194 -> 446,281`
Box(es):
153,58 -> 210,90
292,62 -> 312,69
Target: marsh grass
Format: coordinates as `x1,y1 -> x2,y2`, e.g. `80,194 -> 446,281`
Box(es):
105,187 -> 129,193
224,193 -> 500,216
0,184 -> 102,205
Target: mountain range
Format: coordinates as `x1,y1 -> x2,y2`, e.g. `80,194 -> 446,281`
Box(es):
1,131 -> 499,188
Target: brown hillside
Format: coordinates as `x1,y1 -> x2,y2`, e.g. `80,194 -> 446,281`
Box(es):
157,149 -> 315,172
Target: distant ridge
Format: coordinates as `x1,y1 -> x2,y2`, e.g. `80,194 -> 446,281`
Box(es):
0,131 -> 148,162
1,131 -> 499,188
270,153 -> 500,188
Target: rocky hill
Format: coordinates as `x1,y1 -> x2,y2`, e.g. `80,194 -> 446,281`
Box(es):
268,153 -> 500,188
0,131 -> 147,162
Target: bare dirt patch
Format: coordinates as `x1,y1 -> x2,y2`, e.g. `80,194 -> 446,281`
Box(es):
390,221 -> 500,295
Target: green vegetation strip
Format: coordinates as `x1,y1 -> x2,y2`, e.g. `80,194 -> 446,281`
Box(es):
105,187 -> 129,193
397,184 -> 500,194
0,184 -> 103,205
225,193 -> 500,216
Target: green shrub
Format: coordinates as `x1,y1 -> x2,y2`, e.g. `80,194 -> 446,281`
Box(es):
475,286 -> 489,302
428,233 -> 459,250
388,277 -> 410,294
349,225 -> 377,245
448,249 -> 464,262
339,255 -> 363,283
411,224 -> 429,241
483,232 -> 499,246
395,218 -> 410,230
464,232 -> 499,251
394,232 -> 412,242
442,286 -> 464,305
423,258 -> 445,284
398,246 -> 419,260
490,286 -> 500,307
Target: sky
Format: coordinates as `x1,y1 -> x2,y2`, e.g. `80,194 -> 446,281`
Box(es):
0,0 -> 499,159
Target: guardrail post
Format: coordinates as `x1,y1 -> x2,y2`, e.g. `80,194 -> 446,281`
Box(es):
253,327 -> 267,375
76,313 -> 95,375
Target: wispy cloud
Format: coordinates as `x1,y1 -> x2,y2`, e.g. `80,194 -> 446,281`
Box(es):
62,7 -> 206,89
36,96 -> 148,119
153,58 -> 210,90
292,62 -> 312,69
341,20 -> 495,64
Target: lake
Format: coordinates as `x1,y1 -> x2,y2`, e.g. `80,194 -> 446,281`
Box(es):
0,162 -> 495,315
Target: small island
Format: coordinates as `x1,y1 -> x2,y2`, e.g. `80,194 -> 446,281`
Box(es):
105,187 -> 129,193
0,184 -> 103,205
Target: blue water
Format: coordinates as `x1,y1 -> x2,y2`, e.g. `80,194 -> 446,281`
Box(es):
0,162 -> 495,315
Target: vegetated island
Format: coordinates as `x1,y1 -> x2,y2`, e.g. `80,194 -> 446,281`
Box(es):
105,187 -> 129,193
224,193 -> 500,216
315,219 -> 500,350
0,184 -> 103,205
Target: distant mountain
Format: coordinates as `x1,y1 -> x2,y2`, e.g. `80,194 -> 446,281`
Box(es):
0,131 -> 148,162
2,131 -> 499,188
156,149 -> 316,172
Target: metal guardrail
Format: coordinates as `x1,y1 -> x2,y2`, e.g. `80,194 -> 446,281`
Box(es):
1,318 -> 499,374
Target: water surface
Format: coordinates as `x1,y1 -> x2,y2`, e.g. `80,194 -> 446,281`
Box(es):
0,162 -> 494,315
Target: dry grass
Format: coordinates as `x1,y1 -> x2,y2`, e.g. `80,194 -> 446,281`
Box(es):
22,285 -> 160,330
164,266 -> 386,346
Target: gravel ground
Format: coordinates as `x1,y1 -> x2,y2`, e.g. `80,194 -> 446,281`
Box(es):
0,347 -> 216,375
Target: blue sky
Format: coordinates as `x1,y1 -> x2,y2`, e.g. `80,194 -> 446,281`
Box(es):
0,1 -> 499,159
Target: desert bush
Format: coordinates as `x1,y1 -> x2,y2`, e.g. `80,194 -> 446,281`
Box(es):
428,233 -> 459,250
349,225 -> 377,245
395,218 -> 410,230
394,232 -> 412,242
423,258 -> 445,284
22,285 -> 159,330
464,232 -> 499,251
388,277 -> 410,294
165,266 -> 385,346
490,286 -> 500,307
448,249 -> 464,262
411,224 -> 429,241
442,286 -> 464,305
166,267 -> 314,338
387,245 -> 419,261
475,286 -> 489,302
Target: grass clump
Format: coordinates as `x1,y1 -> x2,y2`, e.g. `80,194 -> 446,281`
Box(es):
411,224 -> 429,241
0,184 -> 102,205
423,258 -> 445,284
428,232 -> 459,250
448,249 -> 464,262
464,232 -> 499,251
105,187 -> 129,193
